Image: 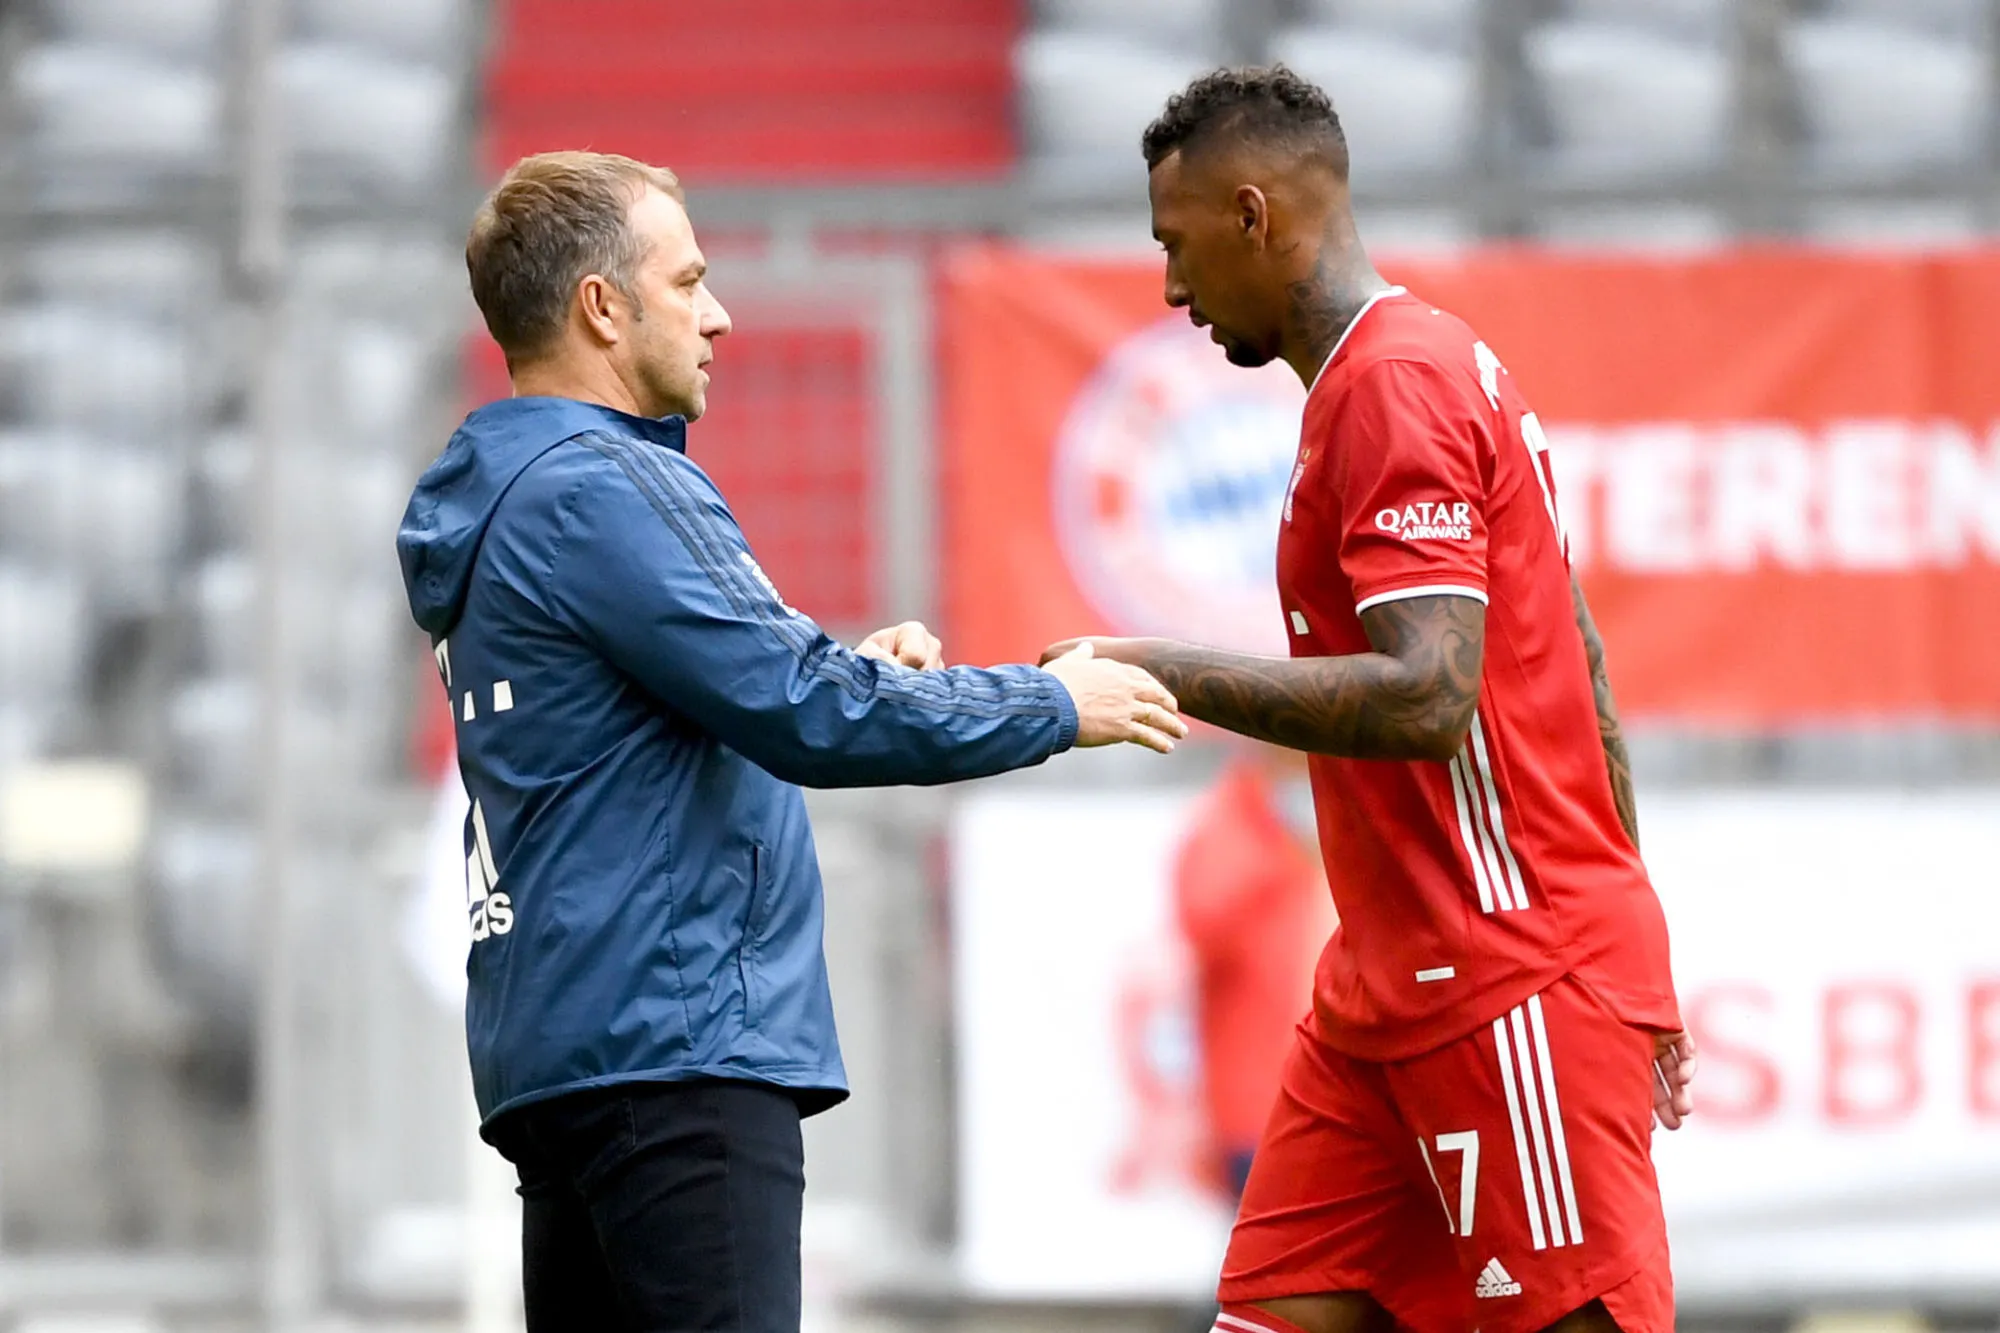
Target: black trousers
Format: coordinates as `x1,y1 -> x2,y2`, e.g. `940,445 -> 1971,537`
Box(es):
486,1079 -> 806,1332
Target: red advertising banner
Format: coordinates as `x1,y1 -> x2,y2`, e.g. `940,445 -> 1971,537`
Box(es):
941,246 -> 2000,725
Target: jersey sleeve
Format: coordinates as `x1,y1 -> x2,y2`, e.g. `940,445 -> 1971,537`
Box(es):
1327,357 -> 1491,615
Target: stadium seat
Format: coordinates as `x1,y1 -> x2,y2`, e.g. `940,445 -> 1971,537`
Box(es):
22,233 -> 217,314
273,449 -> 411,578
0,705 -> 47,766
16,43 -> 221,167
1786,18 -> 1989,170
1819,0 -> 1987,38
41,0 -> 227,60
87,447 -> 182,609
0,564 -> 87,707
1035,0 -> 1224,52
301,583 -> 401,694
328,324 -> 433,442
1557,0 -> 1734,42
149,816 -> 258,1016
166,676 -> 258,803
488,0 -> 1019,183
192,557 -> 255,676
1540,205 -> 1727,250
1267,27 -> 1475,176
1297,0 -> 1480,48
0,435 -> 180,608
0,305 -> 193,431
292,232 -> 462,302
1523,20 -> 1733,175
1808,201 -> 1980,246
0,433 -> 92,561
0,436 -> 57,559
1366,208 -> 1473,253
281,44 -> 458,189
1016,30 -> 1208,160
294,0 -> 468,62
191,433 -> 252,550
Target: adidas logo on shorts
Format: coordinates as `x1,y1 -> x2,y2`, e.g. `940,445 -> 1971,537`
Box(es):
1475,1258 -> 1523,1299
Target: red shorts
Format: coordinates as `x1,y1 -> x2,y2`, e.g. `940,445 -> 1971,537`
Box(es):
1218,976 -> 1671,1333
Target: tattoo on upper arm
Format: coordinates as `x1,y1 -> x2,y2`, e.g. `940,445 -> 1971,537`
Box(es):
1571,578 -> 1640,848
1136,595 -> 1485,760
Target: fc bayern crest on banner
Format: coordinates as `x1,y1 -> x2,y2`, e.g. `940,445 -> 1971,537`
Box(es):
1053,314 -> 1307,654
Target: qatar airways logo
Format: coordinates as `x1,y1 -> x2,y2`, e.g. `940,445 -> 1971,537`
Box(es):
1376,500 -> 1474,542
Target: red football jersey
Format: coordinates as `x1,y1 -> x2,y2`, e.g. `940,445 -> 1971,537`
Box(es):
1277,288 -> 1679,1062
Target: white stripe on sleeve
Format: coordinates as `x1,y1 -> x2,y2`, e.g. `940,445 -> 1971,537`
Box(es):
1354,583 -> 1489,615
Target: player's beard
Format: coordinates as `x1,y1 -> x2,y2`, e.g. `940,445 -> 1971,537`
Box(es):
1220,334 -> 1276,369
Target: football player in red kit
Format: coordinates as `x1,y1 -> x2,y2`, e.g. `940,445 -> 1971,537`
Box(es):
1042,68 -> 1698,1333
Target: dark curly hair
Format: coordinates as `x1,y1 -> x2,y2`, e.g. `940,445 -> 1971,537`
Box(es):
1141,64 -> 1348,176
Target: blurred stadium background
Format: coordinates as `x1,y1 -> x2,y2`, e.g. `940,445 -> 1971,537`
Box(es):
0,0 -> 1997,1329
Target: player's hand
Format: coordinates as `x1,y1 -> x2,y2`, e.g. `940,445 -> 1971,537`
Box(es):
855,621 -> 944,670
1040,641 -> 1188,754
1652,1029 -> 1697,1130
1038,635 -> 1137,667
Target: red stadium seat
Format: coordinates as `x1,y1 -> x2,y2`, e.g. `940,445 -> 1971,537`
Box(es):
484,0 -> 1021,182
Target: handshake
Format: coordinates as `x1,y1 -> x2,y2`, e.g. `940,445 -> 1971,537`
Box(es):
854,622 -> 1188,754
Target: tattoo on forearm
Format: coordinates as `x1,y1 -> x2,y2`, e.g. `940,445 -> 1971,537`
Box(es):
1570,578 -> 1639,848
1130,596 -> 1485,760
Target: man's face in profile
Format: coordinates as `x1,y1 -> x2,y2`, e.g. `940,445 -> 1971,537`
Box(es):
616,188 -> 732,420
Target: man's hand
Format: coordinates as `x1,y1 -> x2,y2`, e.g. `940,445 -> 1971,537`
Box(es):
855,621 -> 944,671
1039,636 -> 1131,667
1652,1029 -> 1697,1130
1040,642 -> 1189,754
1040,597 -> 1483,763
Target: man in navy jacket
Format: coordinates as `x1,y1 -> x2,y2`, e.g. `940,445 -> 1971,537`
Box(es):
396,151 -> 1186,1331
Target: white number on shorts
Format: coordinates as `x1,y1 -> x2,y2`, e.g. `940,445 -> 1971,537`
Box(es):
1421,1130 -> 1481,1237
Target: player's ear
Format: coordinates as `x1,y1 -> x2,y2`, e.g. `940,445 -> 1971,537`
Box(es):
576,273 -> 622,347
1234,185 -> 1269,248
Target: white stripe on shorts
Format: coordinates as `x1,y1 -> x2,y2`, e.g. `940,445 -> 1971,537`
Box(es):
1509,1004 -> 1569,1247
1494,1000 -> 1581,1250
1492,1008 -> 1550,1250
1528,993 -> 1585,1244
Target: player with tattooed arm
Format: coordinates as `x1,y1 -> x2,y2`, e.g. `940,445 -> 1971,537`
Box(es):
1041,68 -> 1696,1333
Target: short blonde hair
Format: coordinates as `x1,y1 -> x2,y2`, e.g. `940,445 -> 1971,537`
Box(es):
465,151 -> 685,363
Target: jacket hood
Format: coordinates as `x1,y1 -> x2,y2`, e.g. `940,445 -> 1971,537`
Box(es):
396,396 -> 687,637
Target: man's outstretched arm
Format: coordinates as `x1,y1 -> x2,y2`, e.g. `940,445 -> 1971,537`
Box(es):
1569,576 -> 1638,849
1041,594 -> 1485,762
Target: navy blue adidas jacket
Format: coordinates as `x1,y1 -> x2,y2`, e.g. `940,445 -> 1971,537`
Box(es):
396,398 -> 1078,1127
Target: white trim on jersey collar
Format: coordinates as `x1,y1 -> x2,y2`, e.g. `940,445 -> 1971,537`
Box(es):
1308,284 -> 1408,393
